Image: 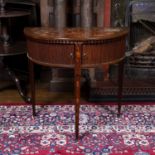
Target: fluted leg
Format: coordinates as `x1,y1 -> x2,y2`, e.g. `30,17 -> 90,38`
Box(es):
117,59 -> 124,117
29,59 -> 36,116
74,44 -> 82,140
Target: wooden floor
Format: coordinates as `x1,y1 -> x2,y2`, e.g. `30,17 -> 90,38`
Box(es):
1,78 -> 155,104
0,80 -> 75,104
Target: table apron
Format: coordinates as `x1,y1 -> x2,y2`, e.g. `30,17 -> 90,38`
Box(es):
26,38 -> 126,67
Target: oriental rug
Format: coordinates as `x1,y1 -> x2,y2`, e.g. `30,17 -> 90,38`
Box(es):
0,104 -> 154,155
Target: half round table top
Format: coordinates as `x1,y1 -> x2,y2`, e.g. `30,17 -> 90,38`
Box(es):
24,27 -> 129,43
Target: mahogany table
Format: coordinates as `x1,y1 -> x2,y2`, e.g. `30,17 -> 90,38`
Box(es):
0,10 -> 30,102
24,27 -> 128,140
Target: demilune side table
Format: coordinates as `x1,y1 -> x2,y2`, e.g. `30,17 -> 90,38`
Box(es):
24,27 -> 128,140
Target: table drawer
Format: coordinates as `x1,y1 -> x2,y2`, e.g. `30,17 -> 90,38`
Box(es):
27,40 -> 75,67
82,38 -> 125,66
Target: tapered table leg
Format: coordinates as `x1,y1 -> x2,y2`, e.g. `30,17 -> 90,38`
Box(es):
29,59 -> 36,116
74,44 -> 81,140
117,59 -> 124,117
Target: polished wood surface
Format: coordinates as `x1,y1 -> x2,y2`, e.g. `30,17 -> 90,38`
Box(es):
24,27 -> 128,41
24,27 -> 128,140
0,10 -> 30,18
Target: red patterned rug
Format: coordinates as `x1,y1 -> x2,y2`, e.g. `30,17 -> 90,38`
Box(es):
0,104 -> 154,155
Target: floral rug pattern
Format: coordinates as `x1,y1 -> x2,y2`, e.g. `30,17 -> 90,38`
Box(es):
0,104 -> 155,155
